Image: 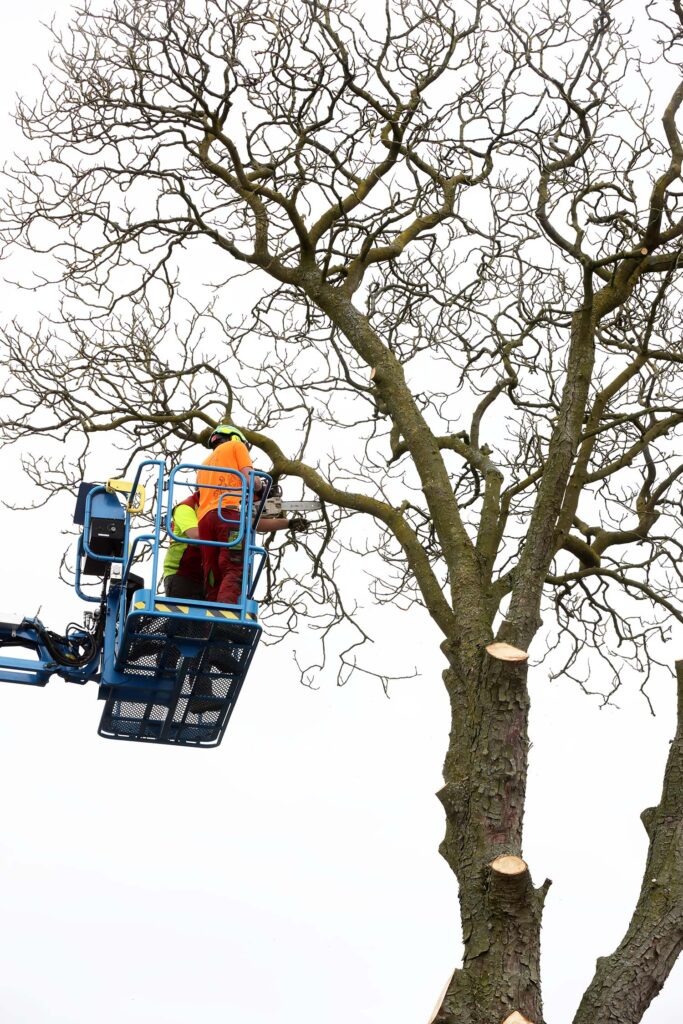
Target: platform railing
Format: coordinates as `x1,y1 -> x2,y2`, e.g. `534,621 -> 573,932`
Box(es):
77,459 -> 272,641
101,461 -> 272,625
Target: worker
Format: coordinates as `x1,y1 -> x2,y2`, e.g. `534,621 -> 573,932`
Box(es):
127,492 -> 205,668
162,492 -> 204,600
197,423 -> 307,605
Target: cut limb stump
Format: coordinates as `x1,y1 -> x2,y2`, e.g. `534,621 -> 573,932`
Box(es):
486,642 -> 529,663
490,855 -> 528,876
488,856 -> 534,914
502,1014 -> 534,1024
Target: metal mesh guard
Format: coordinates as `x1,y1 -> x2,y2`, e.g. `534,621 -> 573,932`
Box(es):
98,612 -> 260,747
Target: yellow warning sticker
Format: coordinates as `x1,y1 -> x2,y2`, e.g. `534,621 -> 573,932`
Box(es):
150,603 -> 253,622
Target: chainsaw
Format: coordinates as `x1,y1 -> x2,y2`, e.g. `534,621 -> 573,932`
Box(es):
260,485 -> 322,519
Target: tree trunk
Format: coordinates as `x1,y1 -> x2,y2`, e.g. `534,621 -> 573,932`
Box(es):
434,642 -> 550,1024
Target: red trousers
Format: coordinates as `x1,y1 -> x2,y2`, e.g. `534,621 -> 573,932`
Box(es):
198,509 -> 244,605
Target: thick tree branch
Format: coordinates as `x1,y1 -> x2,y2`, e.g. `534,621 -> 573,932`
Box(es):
249,428 -> 457,636
573,660 -> 683,1024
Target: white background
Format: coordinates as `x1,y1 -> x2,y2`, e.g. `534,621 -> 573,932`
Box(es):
0,3 -> 681,1022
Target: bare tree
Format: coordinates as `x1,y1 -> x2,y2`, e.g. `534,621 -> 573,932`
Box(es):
1,0 -> 683,1020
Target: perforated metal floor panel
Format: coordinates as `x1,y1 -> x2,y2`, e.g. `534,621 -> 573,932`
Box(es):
98,612 -> 261,747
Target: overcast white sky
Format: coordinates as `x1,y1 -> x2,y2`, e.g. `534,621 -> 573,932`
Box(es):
0,3 -> 681,1023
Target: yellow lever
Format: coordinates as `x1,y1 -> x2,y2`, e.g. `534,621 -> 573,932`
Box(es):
106,478 -> 146,515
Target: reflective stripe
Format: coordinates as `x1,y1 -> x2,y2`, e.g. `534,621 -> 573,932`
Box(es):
151,602 -> 243,621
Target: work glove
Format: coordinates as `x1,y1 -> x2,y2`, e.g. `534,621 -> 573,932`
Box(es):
288,516 -> 310,534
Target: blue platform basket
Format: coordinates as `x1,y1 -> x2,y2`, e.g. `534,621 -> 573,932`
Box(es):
91,460 -> 270,747
98,599 -> 261,747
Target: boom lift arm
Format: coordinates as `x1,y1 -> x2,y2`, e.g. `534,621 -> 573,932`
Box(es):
0,614 -> 103,686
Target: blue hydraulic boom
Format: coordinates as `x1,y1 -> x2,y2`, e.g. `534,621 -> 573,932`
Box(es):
0,461 -> 272,748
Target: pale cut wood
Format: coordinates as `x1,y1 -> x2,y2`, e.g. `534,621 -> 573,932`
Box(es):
369,366 -> 377,380
426,973 -> 452,1024
502,1012 -> 534,1024
486,641 -> 529,662
490,855 -> 528,876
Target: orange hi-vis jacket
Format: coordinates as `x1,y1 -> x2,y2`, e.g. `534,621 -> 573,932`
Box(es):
196,439 -> 253,522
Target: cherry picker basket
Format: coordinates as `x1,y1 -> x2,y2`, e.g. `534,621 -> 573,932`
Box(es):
98,604 -> 261,747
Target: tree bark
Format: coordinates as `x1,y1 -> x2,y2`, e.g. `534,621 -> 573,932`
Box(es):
434,643 -> 550,1024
